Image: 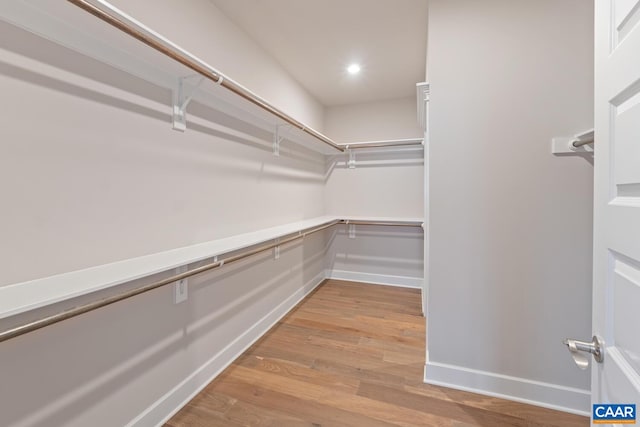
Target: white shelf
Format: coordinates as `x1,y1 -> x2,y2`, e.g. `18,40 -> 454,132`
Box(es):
0,0 -> 340,155
342,216 -> 424,225
0,216 -> 336,320
0,216 -> 424,320
338,138 -> 424,150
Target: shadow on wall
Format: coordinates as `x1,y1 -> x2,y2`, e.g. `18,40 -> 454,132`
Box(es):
0,20 -> 324,170
553,151 -> 594,166
0,232 -> 327,427
324,147 -> 424,178
325,225 -> 424,281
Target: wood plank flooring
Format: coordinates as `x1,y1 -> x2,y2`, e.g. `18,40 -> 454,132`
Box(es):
166,279 -> 589,427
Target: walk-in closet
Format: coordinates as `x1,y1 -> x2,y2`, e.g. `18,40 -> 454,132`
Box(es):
1,1 -> 631,426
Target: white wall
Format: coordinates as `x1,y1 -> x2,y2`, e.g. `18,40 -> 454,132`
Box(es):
426,0 -> 594,414
324,98 -> 425,286
325,225 -> 424,289
324,97 -> 422,143
324,97 -> 424,217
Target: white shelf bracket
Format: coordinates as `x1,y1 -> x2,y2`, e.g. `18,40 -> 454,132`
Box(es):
273,124 -> 292,156
347,146 -> 356,169
348,223 -> 356,239
172,75 -> 205,132
551,129 -> 594,156
274,238 -> 280,260
173,265 -> 188,304
273,125 -> 283,156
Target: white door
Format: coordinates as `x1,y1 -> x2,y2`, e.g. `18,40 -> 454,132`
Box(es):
592,0 -> 640,421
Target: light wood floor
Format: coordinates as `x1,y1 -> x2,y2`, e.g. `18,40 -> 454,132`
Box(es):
166,279 -> 589,427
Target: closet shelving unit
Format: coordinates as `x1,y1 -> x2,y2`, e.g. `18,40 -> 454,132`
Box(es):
0,0 -> 425,342
338,138 -> 425,168
341,138 -> 424,150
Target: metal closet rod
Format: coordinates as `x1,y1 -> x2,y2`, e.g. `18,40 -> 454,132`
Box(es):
572,139 -> 594,148
0,219 -> 423,343
66,0 -> 344,153
341,138 -> 424,150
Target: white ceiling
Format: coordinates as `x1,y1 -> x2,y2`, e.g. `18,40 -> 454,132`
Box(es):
210,0 -> 428,107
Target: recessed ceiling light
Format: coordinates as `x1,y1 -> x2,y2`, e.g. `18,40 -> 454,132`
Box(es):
347,63 -> 361,75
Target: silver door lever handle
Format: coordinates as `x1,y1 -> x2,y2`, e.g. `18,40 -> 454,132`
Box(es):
563,336 -> 604,368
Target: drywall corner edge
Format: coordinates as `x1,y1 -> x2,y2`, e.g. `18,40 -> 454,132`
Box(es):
424,361 -> 590,417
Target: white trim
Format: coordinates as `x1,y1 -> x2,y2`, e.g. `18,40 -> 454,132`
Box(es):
126,271 -> 327,427
424,361 -> 590,416
326,269 -> 423,289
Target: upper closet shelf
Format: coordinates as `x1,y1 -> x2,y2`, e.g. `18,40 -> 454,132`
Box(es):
340,138 -> 424,150
0,0 -> 343,155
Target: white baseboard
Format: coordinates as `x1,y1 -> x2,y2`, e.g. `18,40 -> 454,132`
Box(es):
424,361 -> 590,416
127,271 -> 327,427
326,269 -> 423,289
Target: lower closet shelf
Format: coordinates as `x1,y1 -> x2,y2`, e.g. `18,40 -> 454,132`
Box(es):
0,215 -> 423,342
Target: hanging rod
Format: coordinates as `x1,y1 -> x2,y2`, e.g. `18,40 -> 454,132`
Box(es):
572,139 -> 594,148
571,129 -> 595,148
341,138 -> 424,150
66,0 -> 344,153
